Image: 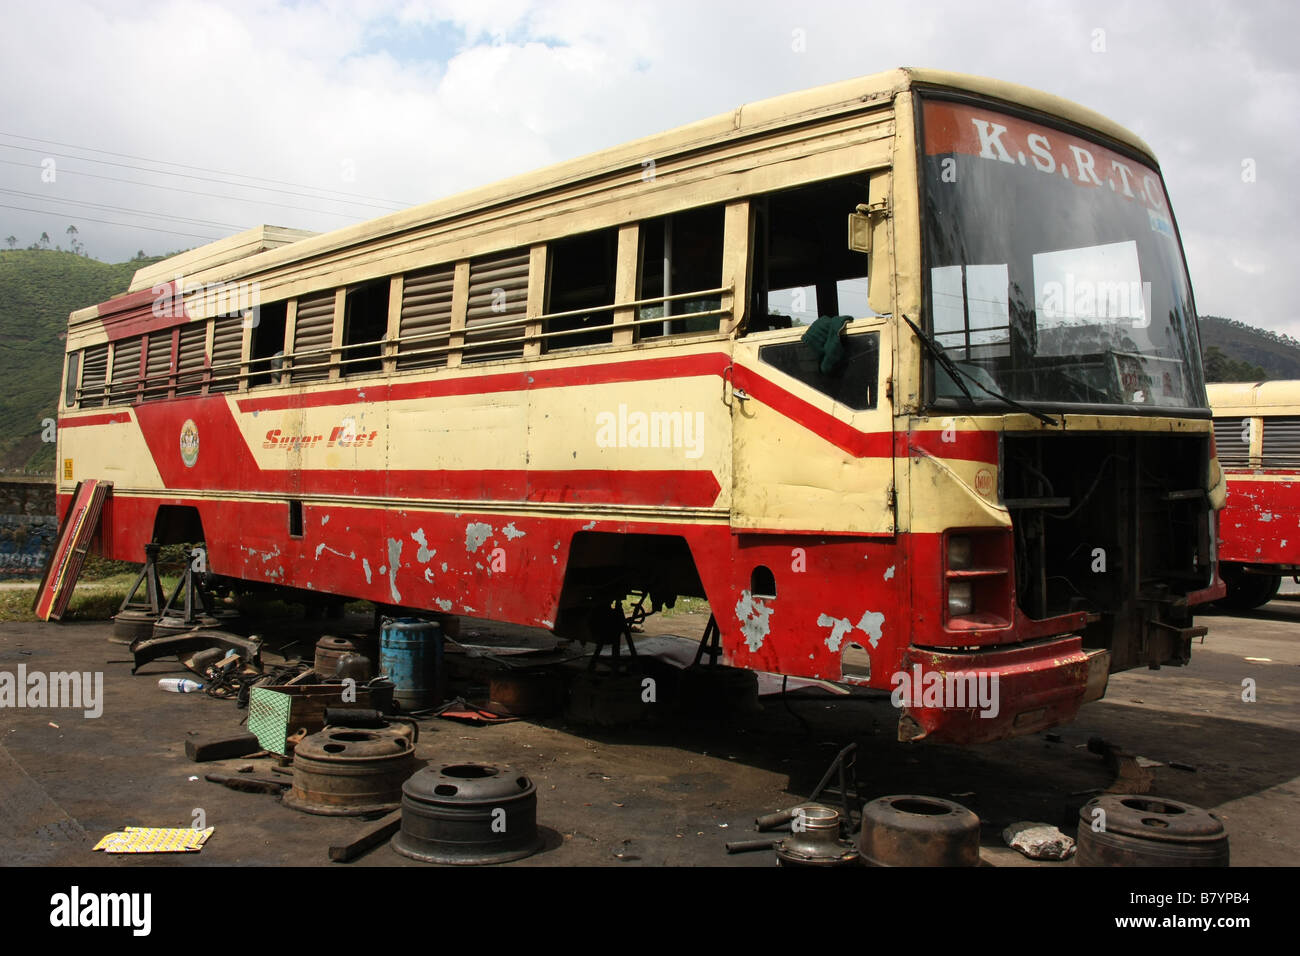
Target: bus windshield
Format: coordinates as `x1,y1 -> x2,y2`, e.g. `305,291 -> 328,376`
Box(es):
919,96 -> 1205,411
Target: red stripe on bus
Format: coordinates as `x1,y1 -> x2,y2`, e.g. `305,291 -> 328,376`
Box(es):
907,429 -> 1000,463
266,468 -> 722,506
58,412 -> 133,428
98,282 -> 187,342
729,364 -> 894,458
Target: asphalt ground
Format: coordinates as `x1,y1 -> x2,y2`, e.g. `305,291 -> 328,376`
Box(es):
0,599 -> 1296,869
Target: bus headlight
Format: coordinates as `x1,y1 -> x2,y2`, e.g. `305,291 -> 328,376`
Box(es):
948,582 -> 974,617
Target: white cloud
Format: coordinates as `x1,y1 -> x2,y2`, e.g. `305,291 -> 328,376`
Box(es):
0,0 -> 1296,337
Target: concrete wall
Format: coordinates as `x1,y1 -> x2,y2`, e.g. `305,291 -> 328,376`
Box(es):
0,479 -> 56,578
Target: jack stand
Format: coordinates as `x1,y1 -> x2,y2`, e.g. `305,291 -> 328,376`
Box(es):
153,555 -> 222,637
692,614 -> 722,667
111,542 -> 166,644
808,742 -> 861,835
587,600 -> 638,674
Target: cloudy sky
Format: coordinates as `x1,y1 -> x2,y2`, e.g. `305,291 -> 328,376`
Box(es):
1,0 -> 1295,332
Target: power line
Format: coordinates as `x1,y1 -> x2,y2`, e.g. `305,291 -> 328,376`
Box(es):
0,202 -> 223,241
0,130 -> 414,206
0,187 -> 248,231
0,138 -> 410,210
0,158 -> 368,221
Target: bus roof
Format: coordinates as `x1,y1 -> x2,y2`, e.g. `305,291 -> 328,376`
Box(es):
124,67 -> 1158,296
1207,380 -> 1300,414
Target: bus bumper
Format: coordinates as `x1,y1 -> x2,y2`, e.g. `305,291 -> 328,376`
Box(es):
897,637 -> 1108,745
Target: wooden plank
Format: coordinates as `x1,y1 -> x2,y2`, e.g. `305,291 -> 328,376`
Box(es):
185,733 -> 263,763
328,810 -> 402,862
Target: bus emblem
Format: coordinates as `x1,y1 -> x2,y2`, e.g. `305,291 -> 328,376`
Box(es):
974,468 -> 994,498
179,420 -> 200,468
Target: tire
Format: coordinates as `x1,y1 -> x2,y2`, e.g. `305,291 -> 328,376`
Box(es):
1217,564 -> 1281,611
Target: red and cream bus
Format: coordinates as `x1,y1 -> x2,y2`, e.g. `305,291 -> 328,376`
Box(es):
56,68 -> 1224,744
1209,381 -> 1300,608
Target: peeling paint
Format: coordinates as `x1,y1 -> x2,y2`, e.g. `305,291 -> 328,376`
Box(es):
245,544 -> 281,564
462,605 -> 477,613
424,568 -> 435,583
435,598 -> 453,611
362,558 -> 372,584
314,543 -> 355,561
818,613 -> 854,652
857,610 -> 885,648
581,520 -> 596,530
411,528 -> 436,563
441,562 -> 448,572
386,538 -> 403,603
735,589 -> 773,652
883,565 -> 896,581
321,515 -> 330,525
503,522 -> 526,540
465,522 -> 493,553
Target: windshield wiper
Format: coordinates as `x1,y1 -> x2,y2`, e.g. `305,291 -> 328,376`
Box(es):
902,315 -> 1059,427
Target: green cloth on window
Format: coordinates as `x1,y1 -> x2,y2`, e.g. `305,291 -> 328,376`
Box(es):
801,315 -> 852,374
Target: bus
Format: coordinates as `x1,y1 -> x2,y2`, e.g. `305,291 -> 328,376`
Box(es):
1208,380 -> 1300,608
55,67 -> 1224,745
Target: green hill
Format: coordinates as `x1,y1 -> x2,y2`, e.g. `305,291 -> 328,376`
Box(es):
0,249 -> 165,473
1198,315 -> 1300,382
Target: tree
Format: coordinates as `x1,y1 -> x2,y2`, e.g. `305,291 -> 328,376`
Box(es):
38,232 -> 50,249
65,224 -> 78,240
3,235 -> 14,249
1203,345 -> 1266,383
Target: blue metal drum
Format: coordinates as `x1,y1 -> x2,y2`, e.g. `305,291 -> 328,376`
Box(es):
379,618 -> 444,711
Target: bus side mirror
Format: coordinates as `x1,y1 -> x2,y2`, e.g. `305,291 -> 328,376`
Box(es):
848,205 -> 872,255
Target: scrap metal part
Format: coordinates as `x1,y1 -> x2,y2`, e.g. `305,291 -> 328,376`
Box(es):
313,635 -> 362,678
774,804 -> 859,867
392,763 -> 542,865
1075,794 -> 1228,867
111,608 -> 157,646
283,725 -> 418,816
858,794 -> 981,867
130,630 -> 262,674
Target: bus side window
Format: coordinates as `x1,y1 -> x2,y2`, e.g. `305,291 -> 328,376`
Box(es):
638,204 -> 724,338
64,351 -> 79,408
80,343 -> 108,407
466,250 -> 528,363
248,301 -> 288,387
758,332 -> 879,411
341,283 -> 388,377
751,175 -> 874,332
545,227 -> 618,351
